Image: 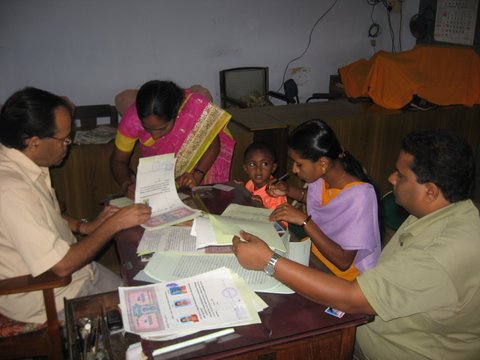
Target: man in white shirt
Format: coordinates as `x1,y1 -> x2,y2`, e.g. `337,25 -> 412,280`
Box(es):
0,87 -> 151,324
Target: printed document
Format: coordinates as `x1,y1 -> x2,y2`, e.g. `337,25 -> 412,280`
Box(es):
135,153 -> 200,230
118,268 -> 266,340
144,236 -> 312,294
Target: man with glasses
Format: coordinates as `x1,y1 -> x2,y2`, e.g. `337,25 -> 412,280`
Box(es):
0,87 -> 151,325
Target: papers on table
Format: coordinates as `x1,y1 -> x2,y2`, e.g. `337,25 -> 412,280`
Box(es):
73,125 -> 117,145
206,204 -> 286,253
135,153 -> 200,230
143,234 -> 312,294
118,267 -> 266,340
137,226 -> 205,255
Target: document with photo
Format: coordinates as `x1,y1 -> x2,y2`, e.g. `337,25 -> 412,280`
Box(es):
118,268 -> 266,340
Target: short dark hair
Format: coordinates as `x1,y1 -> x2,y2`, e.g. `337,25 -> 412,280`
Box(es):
402,129 -> 474,202
243,142 -> 276,163
0,87 -> 71,150
136,80 -> 184,122
288,119 -> 371,184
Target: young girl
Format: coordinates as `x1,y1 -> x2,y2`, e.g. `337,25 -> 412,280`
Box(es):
243,142 -> 287,209
268,119 -> 381,280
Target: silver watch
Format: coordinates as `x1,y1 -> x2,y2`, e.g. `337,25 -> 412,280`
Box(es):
264,253 -> 281,276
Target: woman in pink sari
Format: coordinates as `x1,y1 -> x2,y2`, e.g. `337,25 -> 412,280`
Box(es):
110,80 -> 235,198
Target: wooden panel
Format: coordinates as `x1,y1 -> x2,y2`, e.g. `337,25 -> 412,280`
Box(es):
234,101 -> 480,196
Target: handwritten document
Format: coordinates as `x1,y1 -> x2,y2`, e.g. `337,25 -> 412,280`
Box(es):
135,153 -> 200,229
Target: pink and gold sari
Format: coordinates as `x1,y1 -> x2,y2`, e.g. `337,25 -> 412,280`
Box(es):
115,90 -> 235,183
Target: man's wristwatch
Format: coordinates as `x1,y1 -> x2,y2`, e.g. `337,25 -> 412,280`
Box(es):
264,253 -> 281,276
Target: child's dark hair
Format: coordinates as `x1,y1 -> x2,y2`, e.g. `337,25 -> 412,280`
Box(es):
243,142 -> 277,163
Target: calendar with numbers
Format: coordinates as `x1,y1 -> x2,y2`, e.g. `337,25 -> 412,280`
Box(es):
434,0 -> 479,46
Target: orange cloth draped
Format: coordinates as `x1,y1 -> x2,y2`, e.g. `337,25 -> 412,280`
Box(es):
339,45 -> 480,109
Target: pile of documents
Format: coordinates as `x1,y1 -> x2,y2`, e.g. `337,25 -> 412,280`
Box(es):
118,268 -> 266,340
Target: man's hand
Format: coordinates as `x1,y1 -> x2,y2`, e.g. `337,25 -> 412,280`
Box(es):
106,204 -> 152,231
232,231 -> 273,271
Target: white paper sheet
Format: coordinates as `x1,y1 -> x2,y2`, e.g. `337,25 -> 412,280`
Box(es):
135,153 -> 200,229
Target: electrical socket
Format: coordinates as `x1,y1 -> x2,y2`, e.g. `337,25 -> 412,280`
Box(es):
387,0 -> 402,13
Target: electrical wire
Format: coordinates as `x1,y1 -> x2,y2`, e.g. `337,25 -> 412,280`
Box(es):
277,0 -> 339,91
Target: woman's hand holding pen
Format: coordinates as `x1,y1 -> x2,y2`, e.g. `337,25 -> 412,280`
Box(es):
266,177 -> 288,198
269,202 -> 306,226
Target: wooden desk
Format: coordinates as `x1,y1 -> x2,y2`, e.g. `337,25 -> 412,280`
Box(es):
114,184 -> 372,359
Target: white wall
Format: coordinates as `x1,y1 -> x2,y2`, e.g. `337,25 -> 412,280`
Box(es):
0,0 -> 419,105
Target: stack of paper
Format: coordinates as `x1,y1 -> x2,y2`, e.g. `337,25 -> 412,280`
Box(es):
142,234 -> 312,294
135,154 -> 201,229
196,204 -> 286,253
118,268 -> 266,340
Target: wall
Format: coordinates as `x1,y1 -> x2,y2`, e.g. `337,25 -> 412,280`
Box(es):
0,0 -> 419,106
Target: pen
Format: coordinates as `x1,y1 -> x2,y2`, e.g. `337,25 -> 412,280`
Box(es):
151,328 -> 235,356
271,173 -> 289,185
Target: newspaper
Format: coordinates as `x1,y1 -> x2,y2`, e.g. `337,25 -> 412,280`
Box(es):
73,125 -> 117,145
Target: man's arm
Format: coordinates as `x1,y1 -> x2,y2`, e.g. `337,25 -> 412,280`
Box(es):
52,204 -> 151,276
233,231 -> 375,315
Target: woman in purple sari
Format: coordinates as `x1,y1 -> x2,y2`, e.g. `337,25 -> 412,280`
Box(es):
268,119 -> 381,281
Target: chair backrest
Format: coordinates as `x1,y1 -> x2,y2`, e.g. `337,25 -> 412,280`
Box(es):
219,67 -> 270,108
283,79 -> 300,104
381,191 -> 409,231
0,271 -> 71,360
73,104 -> 118,130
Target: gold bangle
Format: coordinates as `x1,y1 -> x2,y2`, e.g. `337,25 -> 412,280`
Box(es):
301,215 -> 312,227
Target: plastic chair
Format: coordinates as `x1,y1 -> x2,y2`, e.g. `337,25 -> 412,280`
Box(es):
0,271 -> 72,360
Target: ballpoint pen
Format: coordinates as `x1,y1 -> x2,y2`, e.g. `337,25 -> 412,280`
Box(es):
270,173 -> 289,185
151,328 -> 235,356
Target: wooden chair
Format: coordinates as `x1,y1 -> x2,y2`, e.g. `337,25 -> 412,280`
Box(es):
0,271 -> 72,360
73,104 -> 118,130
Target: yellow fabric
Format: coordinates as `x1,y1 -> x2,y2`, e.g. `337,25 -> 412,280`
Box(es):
175,102 -> 232,177
115,131 -> 137,152
312,181 -> 365,281
339,45 -> 480,109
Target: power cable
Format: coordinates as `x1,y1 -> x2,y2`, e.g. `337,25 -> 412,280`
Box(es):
277,0 -> 339,91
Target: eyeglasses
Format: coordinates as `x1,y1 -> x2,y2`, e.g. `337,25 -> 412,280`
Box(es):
46,135 -> 72,146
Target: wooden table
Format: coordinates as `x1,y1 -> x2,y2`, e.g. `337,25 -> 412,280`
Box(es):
113,183 -> 372,359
